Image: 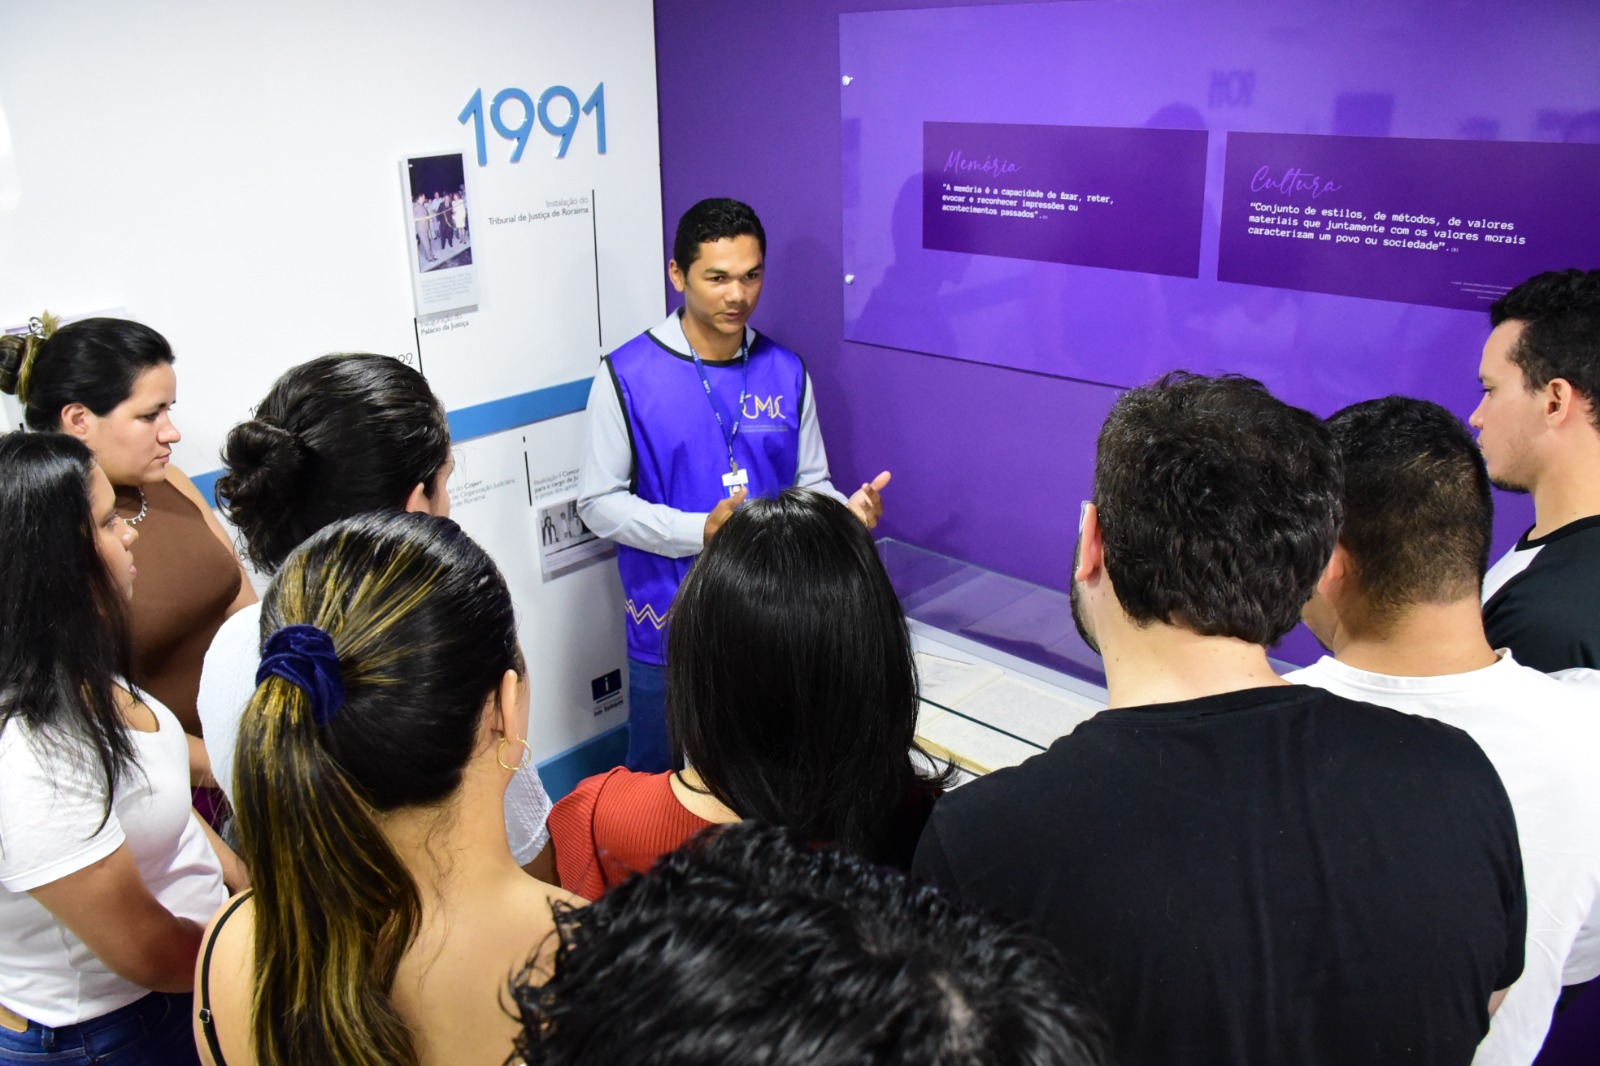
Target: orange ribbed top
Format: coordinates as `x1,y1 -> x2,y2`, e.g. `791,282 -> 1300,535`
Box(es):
547,768 -> 716,899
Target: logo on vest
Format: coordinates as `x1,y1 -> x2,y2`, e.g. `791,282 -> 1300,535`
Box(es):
740,394 -> 786,420
625,599 -> 667,630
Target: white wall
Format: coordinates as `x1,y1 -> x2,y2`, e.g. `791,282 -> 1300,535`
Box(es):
0,0 -> 663,761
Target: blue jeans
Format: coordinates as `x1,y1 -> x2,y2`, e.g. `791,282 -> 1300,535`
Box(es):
625,657 -> 672,773
0,992 -> 199,1065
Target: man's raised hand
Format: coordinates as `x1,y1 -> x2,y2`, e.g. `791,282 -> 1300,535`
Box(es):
847,470 -> 892,530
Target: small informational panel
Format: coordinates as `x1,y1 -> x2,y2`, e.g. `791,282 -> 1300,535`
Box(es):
1218,134 -> 1600,310
534,496 -> 611,581
924,122 -> 1208,278
402,152 -> 479,318
448,412 -> 627,762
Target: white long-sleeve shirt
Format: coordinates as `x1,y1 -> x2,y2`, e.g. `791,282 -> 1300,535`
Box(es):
576,311 -> 844,559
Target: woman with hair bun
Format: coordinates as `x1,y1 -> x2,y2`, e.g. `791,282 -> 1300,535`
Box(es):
548,487 -> 950,897
0,316 -> 255,742
192,511 -> 577,1066
0,433 -> 233,1066
200,353 -> 555,876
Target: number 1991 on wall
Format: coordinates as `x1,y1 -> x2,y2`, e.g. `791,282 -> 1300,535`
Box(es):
459,84 -> 607,165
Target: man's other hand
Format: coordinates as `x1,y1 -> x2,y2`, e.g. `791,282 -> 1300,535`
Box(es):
847,471 -> 892,530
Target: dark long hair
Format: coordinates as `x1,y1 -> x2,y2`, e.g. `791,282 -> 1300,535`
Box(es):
0,317 -> 174,430
234,511 -> 519,1066
216,354 -> 451,574
666,488 -> 948,864
0,433 -> 137,822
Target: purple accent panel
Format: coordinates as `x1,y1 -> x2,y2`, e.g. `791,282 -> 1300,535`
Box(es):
1219,133 -> 1600,310
922,122 -> 1208,277
841,1 -> 1600,394
654,0 -> 1572,694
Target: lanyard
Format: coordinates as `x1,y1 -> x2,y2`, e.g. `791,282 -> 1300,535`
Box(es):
687,334 -> 750,474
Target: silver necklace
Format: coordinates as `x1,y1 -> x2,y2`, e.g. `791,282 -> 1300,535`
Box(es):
124,486 -> 149,527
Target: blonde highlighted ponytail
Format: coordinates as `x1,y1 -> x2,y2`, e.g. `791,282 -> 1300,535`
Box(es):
232,510 -> 520,1066
238,668 -> 421,1066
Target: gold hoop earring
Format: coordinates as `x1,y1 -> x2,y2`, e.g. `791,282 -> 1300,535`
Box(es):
496,736 -> 533,772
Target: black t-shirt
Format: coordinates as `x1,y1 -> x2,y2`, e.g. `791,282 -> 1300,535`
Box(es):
1483,516 -> 1600,673
914,685 -> 1525,1066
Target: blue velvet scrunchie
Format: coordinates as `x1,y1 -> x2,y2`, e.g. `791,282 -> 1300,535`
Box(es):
255,624 -> 346,727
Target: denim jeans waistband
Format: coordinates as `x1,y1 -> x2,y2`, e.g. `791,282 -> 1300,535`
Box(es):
0,990 -> 190,1059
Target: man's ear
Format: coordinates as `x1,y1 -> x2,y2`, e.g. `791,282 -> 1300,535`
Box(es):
1317,542 -> 1351,598
667,259 -> 687,294
1544,378 -> 1571,422
1075,503 -> 1105,583
58,403 -> 94,439
1302,542 -> 1354,649
1544,377 -> 1594,429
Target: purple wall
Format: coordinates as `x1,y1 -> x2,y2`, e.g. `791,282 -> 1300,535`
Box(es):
650,0 -> 1538,652
652,1 -> 1587,1054
655,0 -> 1131,599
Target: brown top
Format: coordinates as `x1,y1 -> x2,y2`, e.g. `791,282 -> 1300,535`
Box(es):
119,477 -> 242,735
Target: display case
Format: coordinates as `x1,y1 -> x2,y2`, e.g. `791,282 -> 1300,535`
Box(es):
879,538 -> 1107,778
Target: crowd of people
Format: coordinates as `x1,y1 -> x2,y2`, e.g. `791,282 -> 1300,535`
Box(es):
0,196 -> 1595,1066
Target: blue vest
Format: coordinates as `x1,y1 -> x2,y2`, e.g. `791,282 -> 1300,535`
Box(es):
607,327 -> 806,663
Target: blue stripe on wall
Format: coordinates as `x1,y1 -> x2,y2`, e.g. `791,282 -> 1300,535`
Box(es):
535,724 -> 629,801
191,469 -> 222,507
191,377 -> 594,507
446,377 -> 593,444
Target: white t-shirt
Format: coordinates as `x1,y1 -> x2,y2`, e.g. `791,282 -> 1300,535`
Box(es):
198,603 -> 552,866
0,691 -> 227,1027
1482,542 -> 1540,605
1288,653 -> 1600,1066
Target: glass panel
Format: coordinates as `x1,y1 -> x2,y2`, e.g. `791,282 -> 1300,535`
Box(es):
840,0 -> 1600,421
880,537 -> 1104,688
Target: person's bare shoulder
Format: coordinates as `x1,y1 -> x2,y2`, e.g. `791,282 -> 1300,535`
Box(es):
194,893 -> 258,1066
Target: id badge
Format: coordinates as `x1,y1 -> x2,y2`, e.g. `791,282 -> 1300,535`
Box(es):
721,467 -> 749,498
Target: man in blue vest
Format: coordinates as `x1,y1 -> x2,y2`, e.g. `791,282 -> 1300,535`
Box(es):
577,198 -> 891,772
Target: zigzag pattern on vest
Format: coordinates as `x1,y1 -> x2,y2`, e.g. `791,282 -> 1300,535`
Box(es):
625,599 -> 668,630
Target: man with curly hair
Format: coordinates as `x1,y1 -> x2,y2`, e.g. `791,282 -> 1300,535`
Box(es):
916,373 -> 1526,1066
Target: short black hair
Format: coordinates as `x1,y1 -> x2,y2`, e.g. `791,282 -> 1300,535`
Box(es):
1490,269 -> 1600,430
667,488 -> 947,867
1324,397 -> 1491,625
1093,372 -> 1343,645
509,822 -> 1110,1066
672,197 -> 766,272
